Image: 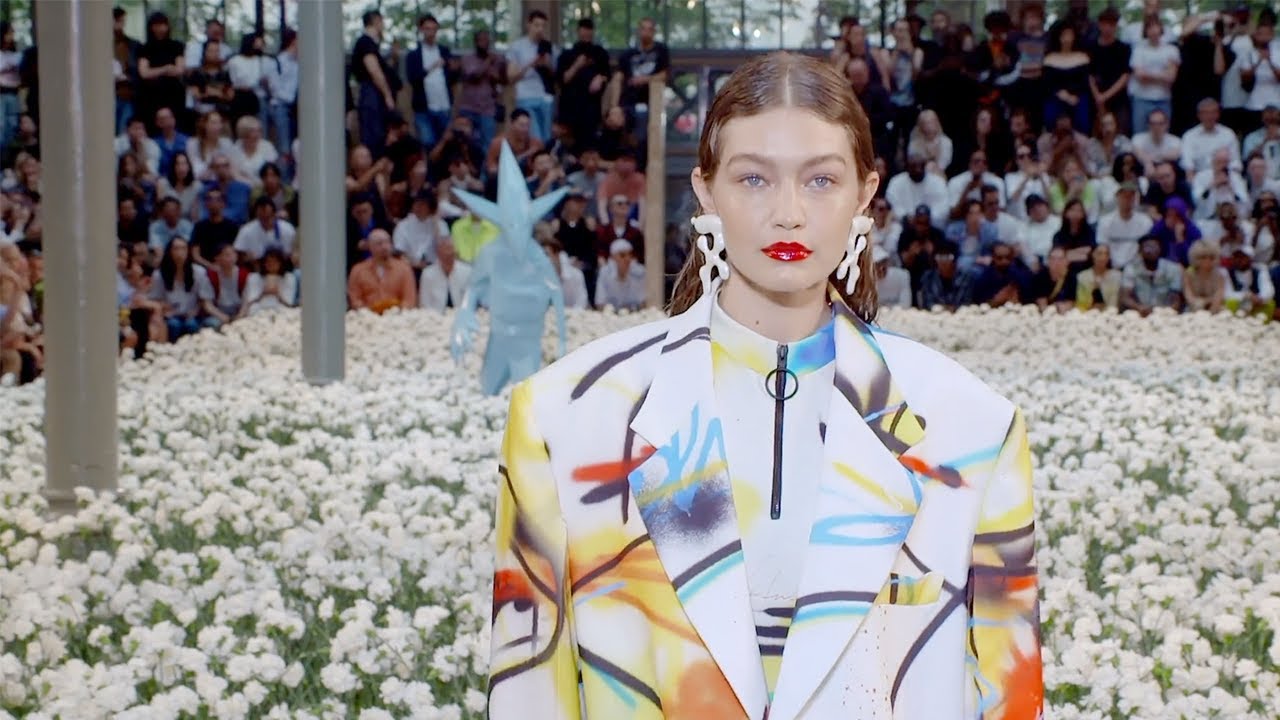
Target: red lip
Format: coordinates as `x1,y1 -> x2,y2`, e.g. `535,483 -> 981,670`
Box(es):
762,242 -> 812,262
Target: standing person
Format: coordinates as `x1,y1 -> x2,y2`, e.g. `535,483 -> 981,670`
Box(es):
267,29 -> 299,178
614,17 -> 671,147
555,18 -> 611,149
1089,8 -> 1132,134
137,12 -> 187,134
111,8 -> 144,136
456,30 -> 505,155
406,14 -> 457,151
506,10 -> 557,144
1128,15 -> 1180,136
351,10 -> 402,158
488,51 -> 1041,720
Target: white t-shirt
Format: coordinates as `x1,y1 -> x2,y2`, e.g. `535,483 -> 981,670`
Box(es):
1131,131 -> 1182,169
558,254 -> 589,309
1129,42 -> 1180,100
419,260 -> 471,311
393,214 -> 449,266
419,44 -> 451,112
242,272 -> 297,315
507,36 -> 556,101
1096,210 -> 1154,270
1239,41 -> 1280,112
233,218 -> 297,260
1003,172 -> 1051,220
1220,34 -> 1257,110
876,266 -> 913,307
233,140 -> 279,183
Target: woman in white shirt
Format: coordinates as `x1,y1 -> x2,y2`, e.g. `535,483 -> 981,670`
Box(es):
232,115 -> 278,184
239,247 -> 296,317
1128,17 -> 1180,135
186,110 -> 236,181
1004,143 -> 1052,220
906,110 -> 952,176
226,33 -> 273,132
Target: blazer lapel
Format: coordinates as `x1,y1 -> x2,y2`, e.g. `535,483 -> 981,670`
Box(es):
627,289 -> 770,720
767,301 -> 929,720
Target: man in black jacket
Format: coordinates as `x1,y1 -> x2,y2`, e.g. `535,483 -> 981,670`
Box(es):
405,14 -> 459,151
555,18 -> 611,152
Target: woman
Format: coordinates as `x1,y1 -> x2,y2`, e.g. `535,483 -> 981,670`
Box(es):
1127,16 -> 1179,135
1086,113 -> 1133,179
906,109 -> 952,176
157,152 -> 201,221
1005,143 -> 1051,220
186,110 -> 235,181
1051,198 -> 1095,274
186,39 -> 233,118
489,51 -> 1041,720
117,153 -> 158,218
1182,239 -> 1226,312
231,115 -> 278,184
1075,243 -> 1122,310
239,247 -> 296,317
226,32 -> 270,132
1042,23 -> 1092,135
149,237 -> 210,341
1048,155 -> 1100,224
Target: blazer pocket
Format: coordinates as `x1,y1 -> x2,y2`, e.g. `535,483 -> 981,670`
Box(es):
874,571 -> 943,607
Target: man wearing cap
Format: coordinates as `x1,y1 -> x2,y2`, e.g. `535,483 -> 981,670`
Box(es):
393,188 -> 451,276
873,245 -> 912,308
1223,244 -> 1275,317
885,155 -> 950,229
1097,180 -> 1155,271
595,238 -> 645,310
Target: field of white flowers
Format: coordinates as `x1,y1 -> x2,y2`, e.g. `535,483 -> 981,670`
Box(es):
2,305 -> 1279,719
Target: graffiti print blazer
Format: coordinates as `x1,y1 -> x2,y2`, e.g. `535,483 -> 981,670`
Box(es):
489,289 -> 1043,720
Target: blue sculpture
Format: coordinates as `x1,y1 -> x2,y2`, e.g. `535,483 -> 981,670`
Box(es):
450,141 -> 569,395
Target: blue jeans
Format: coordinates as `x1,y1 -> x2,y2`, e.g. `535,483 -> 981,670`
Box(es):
460,109 -> 497,160
269,100 -> 295,177
358,83 -> 392,157
415,109 -> 451,149
1131,97 -> 1171,136
516,95 -> 553,144
114,99 -> 135,136
0,93 -> 19,150
165,315 -> 213,342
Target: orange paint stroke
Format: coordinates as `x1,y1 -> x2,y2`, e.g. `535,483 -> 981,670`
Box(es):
571,448 -> 656,483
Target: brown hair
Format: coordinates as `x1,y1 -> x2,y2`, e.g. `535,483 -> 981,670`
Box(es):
667,51 -> 880,322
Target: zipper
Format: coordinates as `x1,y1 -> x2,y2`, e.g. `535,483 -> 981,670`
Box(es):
770,344 -> 788,520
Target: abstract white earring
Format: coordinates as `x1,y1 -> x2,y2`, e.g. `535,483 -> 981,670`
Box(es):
692,214 -> 729,295
835,215 -> 874,295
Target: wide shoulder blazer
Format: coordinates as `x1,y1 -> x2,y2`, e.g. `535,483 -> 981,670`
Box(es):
489,289 -> 1043,720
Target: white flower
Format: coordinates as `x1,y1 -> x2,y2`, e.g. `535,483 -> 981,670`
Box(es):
320,662 -> 358,694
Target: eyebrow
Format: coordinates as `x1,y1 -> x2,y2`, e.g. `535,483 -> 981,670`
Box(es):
724,153 -> 848,170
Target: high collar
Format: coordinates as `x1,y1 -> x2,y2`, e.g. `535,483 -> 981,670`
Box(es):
710,297 -> 835,377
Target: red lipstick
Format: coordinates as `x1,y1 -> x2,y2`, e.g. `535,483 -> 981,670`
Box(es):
762,242 -> 812,262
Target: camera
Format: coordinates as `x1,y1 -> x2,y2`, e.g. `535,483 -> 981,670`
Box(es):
537,39 -> 552,56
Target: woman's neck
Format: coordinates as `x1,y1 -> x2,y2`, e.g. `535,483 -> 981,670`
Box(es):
717,274 -> 829,344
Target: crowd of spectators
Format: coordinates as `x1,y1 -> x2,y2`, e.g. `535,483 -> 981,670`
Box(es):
3,3 -> 1280,385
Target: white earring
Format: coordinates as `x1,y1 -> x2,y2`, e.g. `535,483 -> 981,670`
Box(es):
692,214 -> 729,295
835,215 -> 874,295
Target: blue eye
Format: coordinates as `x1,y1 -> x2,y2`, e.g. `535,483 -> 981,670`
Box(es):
740,174 -> 765,187
811,175 -> 836,189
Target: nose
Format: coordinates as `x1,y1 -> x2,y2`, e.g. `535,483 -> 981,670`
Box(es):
773,181 -> 805,231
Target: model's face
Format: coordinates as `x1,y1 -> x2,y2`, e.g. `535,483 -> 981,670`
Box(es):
692,107 -> 876,299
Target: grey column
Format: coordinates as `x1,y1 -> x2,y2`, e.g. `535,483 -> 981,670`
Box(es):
298,0 -> 345,384
39,0 -> 117,512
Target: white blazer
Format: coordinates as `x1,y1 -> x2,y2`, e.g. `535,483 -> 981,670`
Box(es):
419,260 -> 471,311
489,288 -> 1043,719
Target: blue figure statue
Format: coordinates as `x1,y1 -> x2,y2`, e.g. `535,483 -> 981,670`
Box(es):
449,141 -> 570,395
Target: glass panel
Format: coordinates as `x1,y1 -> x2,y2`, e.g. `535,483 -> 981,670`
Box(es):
665,0 -> 705,49
626,0 -> 663,50
743,0 -> 779,49
457,0 -> 505,48
665,68 -> 701,146
705,0 -> 744,49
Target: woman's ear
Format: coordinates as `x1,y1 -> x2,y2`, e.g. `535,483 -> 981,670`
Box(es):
691,167 -> 716,214
856,171 -> 881,215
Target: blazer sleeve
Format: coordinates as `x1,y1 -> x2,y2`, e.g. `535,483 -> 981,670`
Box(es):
489,380 -> 582,720
965,407 -> 1044,720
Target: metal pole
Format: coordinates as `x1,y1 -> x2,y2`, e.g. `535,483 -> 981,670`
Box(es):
38,0 -> 116,514
298,0 -> 346,384
643,76 -> 666,310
